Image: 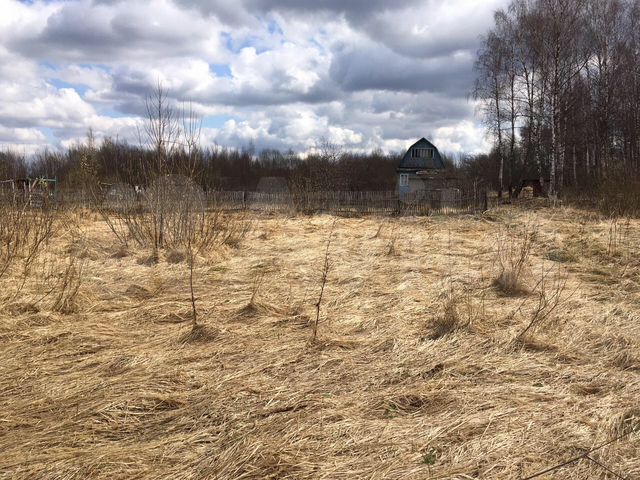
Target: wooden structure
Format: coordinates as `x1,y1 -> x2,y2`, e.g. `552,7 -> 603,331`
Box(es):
55,184 -> 489,216
397,138 -> 461,207
202,189 -> 487,216
0,177 -> 57,206
514,178 -> 550,198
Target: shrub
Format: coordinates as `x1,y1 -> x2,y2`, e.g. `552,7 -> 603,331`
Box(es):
494,222 -> 537,295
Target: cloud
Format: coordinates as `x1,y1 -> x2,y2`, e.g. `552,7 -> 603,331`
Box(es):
330,42 -> 476,96
0,0 -> 509,156
10,0 -> 228,63
0,126 -> 46,144
353,0 -> 506,59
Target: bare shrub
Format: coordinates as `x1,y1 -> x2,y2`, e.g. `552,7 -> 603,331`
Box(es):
220,212 -> 252,248
145,174 -> 205,250
102,183 -> 138,214
596,171 -> 640,217
514,266 -> 569,344
494,222 -> 537,294
51,257 -> 85,314
100,183 -> 251,331
606,216 -> 631,258
28,254 -> 86,314
312,222 -> 335,342
0,201 -> 56,289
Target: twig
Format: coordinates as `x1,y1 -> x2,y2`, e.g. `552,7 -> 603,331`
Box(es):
522,431 -> 635,479
312,221 -> 336,342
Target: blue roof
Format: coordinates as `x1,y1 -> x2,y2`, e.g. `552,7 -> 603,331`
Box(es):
398,138 -> 444,171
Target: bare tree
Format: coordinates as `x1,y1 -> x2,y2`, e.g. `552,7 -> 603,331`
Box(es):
142,80 -> 181,177
180,101 -> 203,179
474,26 -> 508,197
474,0 -> 640,199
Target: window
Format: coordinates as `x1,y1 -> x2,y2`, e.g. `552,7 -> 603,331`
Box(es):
399,173 -> 409,187
411,148 -> 434,159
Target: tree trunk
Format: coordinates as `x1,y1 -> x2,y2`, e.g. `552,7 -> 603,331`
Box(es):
549,96 -> 557,197
494,79 -> 505,198
586,144 -> 590,178
509,73 -> 516,197
572,144 -> 577,186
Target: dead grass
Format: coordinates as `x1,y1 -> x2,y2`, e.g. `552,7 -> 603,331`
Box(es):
0,205 -> 639,479
493,220 -> 537,295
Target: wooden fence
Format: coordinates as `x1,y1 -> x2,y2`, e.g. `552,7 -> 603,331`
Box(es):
203,189 -> 488,215
1,189 -> 489,216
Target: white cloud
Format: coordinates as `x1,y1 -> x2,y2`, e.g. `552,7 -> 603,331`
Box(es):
0,0 -> 510,155
433,120 -> 492,155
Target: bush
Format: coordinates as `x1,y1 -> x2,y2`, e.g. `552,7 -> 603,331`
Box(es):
494,222 -> 537,295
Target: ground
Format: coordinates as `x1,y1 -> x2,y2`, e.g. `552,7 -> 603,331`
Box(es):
0,202 -> 639,479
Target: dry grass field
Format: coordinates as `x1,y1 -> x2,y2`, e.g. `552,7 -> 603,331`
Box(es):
1,201 -> 639,479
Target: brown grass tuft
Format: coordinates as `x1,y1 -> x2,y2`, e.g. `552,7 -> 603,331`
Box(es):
165,249 -> 186,264
425,293 -> 468,340
124,284 -> 154,300
493,221 -> 537,295
611,408 -> 640,437
179,324 -> 217,344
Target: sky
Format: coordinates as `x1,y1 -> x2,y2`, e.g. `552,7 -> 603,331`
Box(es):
0,0 -> 508,156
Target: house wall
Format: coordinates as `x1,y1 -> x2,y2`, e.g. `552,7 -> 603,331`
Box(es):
397,172 -> 460,202
397,174 -> 436,199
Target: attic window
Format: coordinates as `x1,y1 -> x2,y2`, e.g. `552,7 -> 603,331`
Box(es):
412,148 -> 434,159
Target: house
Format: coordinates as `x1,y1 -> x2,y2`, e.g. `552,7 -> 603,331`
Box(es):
397,138 -> 449,200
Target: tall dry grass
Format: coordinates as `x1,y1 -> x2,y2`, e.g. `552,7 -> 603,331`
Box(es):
0,203 -> 638,479
493,220 -> 537,294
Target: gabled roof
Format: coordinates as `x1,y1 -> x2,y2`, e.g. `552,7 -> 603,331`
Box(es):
397,138 -> 444,171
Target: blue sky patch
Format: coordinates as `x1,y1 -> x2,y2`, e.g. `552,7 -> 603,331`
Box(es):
210,64 -> 232,78
202,115 -> 233,129
48,79 -> 88,96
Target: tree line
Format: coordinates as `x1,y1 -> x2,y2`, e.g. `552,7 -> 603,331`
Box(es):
0,139 -> 407,193
473,0 -> 640,198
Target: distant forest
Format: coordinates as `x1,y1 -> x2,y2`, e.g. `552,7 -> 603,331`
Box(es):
0,131 -> 467,193
0,139 -> 409,192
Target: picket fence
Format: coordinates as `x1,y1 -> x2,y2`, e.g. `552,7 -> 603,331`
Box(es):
203,189 -> 488,215
2,188 -> 489,216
